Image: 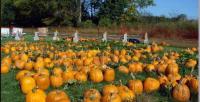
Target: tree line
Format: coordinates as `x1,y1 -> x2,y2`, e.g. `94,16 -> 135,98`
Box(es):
1,0 -> 194,27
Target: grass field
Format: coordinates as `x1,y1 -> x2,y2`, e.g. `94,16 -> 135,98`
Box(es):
1,35 -> 198,102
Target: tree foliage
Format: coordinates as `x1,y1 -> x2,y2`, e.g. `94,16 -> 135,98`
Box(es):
1,0 -> 189,27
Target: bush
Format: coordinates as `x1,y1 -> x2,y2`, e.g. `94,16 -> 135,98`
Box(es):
99,18 -> 112,27
81,20 -> 94,28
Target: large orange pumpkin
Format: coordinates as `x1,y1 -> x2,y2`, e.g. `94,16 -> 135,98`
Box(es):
143,77 -> 160,93
26,89 -> 46,102
117,85 -> 135,101
103,68 -> 115,82
172,84 -> 190,102
89,68 -> 103,83
128,79 -> 143,95
36,74 -> 50,90
50,75 -> 63,88
101,93 -> 121,102
1,64 -> 10,74
188,78 -> 198,93
74,72 -> 87,83
46,90 -> 70,102
102,84 -> 118,95
84,89 -> 101,102
20,75 -> 36,94
118,66 -> 129,74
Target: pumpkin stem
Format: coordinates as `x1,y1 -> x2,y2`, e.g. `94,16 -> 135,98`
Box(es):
119,80 -> 122,86
130,73 -> 135,79
190,67 -> 194,74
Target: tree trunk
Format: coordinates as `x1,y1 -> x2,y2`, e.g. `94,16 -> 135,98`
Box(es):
78,0 -> 82,24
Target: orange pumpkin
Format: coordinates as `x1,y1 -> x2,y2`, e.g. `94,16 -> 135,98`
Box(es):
62,70 -> 76,83
46,90 -> 70,102
158,75 -> 169,85
165,63 -> 179,75
128,79 -> 143,95
118,66 -> 129,74
144,77 -> 160,93
53,67 -> 63,76
2,56 -> 12,66
156,63 -> 167,73
188,78 -> 198,93
117,85 -> 135,101
102,84 -> 118,95
37,68 -> 50,76
1,64 -> 10,74
34,61 -> 45,71
20,75 -> 36,94
36,74 -> 50,90
26,89 -> 46,102
75,72 -> 87,83
101,93 -> 121,102
89,68 -> 103,83
50,75 -> 63,88
128,62 -> 143,73
145,64 -> 155,72
185,59 -> 197,68
24,61 -> 34,70
84,89 -> 101,102
172,84 -> 190,102
15,60 -> 26,69
16,70 -> 31,81
103,68 -> 115,82
112,55 -> 119,63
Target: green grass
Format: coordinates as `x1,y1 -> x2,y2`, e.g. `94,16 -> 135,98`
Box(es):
1,35 -> 198,102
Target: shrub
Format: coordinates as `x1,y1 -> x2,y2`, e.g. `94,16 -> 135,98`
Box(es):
99,18 -> 112,27
81,20 -> 94,28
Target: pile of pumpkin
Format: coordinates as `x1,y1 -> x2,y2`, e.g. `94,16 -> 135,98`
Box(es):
1,40 -> 198,102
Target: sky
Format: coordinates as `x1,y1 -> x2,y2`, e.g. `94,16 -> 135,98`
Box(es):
143,0 -> 198,19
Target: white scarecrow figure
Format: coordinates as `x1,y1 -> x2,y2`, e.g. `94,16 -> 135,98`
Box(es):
53,30 -> 60,41
15,31 -> 21,40
102,32 -> 107,42
144,32 -> 149,44
122,33 -> 128,43
33,32 -> 39,41
73,30 -> 79,43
